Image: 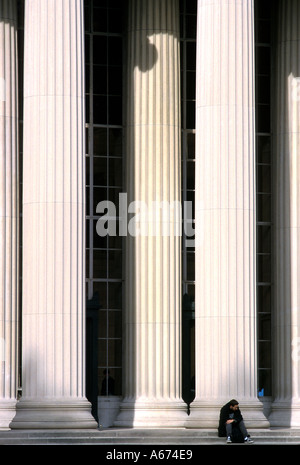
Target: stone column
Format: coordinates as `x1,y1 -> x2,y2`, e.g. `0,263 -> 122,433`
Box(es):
269,0 -> 300,427
10,0 -> 97,429
0,0 -> 19,429
114,0 -> 187,427
186,0 -> 269,428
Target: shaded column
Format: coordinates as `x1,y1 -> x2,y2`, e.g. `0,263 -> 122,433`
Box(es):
114,0 -> 187,427
187,0 -> 269,428
269,0 -> 300,427
0,0 -> 19,430
10,0 -> 97,429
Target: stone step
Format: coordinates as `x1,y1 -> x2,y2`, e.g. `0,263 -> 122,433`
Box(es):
0,428 -> 299,445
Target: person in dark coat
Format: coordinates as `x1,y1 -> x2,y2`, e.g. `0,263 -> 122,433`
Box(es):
218,399 -> 254,443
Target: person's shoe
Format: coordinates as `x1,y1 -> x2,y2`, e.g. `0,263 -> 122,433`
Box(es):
226,436 -> 232,443
244,437 -> 254,444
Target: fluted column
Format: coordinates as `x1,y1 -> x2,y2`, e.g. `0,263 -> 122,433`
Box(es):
0,0 -> 19,429
10,0 -> 97,429
115,0 -> 186,427
187,0 -> 269,428
269,0 -> 300,427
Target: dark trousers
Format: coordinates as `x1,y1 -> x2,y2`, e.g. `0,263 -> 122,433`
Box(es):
226,420 -> 248,438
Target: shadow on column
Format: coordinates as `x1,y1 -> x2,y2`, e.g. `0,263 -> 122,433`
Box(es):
268,0 -> 300,428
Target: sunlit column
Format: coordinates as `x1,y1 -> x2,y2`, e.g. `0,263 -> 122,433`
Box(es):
114,0 -> 187,427
0,0 -> 19,430
10,0 -> 97,429
187,0 -> 269,428
269,0 -> 300,427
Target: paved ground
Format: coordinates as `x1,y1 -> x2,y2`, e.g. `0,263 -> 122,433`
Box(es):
0,428 -> 300,445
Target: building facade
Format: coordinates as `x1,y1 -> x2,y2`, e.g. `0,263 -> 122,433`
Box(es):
0,0 -> 299,430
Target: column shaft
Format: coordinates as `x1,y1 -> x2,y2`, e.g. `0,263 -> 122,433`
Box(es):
10,0 -> 97,429
115,0 -> 186,427
187,0 -> 268,428
0,0 -> 19,429
269,0 -> 300,427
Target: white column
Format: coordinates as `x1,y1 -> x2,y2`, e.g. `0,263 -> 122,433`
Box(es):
10,0 -> 97,429
114,0 -> 187,427
269,0 -> 300,427
0,0 -> 19,430
187,0 -> 269,428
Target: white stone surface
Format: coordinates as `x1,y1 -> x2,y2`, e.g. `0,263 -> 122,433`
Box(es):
0,0 -> 19,430
187,0 -> 269,428
114,0 -> 187,428
269,0 -> 300,428
10,0 -> 96,429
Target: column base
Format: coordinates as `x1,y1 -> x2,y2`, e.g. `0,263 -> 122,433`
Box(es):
10,398 -> 98,429
269,400 -> 300,428
0,399 -> 17,430
185,398 -> 270,429
114,398 -> 188,428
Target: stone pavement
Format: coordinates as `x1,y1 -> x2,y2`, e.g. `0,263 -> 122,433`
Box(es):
0,428 -> 299,445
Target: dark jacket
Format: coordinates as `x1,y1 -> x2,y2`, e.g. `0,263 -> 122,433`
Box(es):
218,402 -> 244,437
